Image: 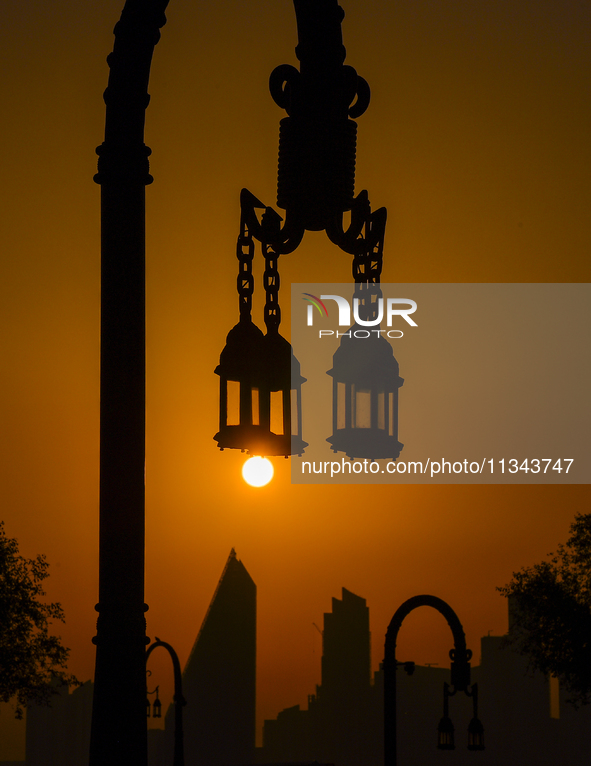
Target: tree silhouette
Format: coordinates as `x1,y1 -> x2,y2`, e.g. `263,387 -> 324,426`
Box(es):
0,522 -> 79,718
499,513 -> 591,706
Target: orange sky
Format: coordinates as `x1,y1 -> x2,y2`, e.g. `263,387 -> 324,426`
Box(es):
1,0 -> 590,757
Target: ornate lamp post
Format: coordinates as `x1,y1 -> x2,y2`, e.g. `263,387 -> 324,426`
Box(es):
383,595 -> 484,766
91,1 -> 392,765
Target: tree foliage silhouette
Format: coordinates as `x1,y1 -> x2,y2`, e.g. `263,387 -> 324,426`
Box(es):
0,522 -> 79,718
499,513 -> 591,706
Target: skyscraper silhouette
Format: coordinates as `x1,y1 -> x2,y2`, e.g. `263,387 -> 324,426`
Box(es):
319,588 -> 373,765
322,588 -> 371,701
263,587 -> 380,766
174,549 -> 256,766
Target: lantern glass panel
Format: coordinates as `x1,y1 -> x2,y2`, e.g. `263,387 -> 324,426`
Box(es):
271,390 -> 284,435
251,388 -> 260,426
291,389 -> 299,436
467,717 -> 485,750
353,386 -> 371,429
378,392 -> 385,430
337,382 -> 346,429
438,731 -> 454,749
388,392 -> 394,436
468,731 -> 484,750
227,380 -> 240,426
437,716 -> 455,750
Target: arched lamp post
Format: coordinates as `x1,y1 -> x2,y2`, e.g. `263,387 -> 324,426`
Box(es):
91,1 -> 394,764
146,638 -> 186,766
383,595 -> 484,766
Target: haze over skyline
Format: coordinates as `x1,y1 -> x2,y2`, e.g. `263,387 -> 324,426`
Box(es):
0,0 -> 589,758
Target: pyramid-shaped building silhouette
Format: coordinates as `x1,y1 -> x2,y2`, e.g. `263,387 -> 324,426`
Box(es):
171,549 -> 256,766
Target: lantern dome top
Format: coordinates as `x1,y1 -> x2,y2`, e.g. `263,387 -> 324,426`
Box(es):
215,319 -> 266,382
327,325 -> 403,389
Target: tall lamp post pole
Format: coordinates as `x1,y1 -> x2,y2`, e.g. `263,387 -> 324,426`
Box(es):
90,1 -> 169,765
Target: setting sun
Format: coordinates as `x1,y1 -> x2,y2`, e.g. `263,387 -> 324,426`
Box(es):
242,457 -> 274,487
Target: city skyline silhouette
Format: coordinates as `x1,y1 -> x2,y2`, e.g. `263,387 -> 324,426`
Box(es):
18,552 -> 591,765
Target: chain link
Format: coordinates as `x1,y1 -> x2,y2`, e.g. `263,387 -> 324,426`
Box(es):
263,242 -> 281,333
352,209 -> 384,323
237,217 -> 255,321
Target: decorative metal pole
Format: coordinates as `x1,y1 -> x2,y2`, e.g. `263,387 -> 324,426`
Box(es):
146,638 -> 187,766
90,2 -> 168,764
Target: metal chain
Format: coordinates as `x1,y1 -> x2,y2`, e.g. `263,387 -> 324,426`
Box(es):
352,208 -> 383,323
237,216 -> 255,321
263,242 -> 281,333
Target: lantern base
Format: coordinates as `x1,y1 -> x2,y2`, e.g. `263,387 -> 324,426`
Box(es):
215,424 -> 308,457
326,428 -> 403,461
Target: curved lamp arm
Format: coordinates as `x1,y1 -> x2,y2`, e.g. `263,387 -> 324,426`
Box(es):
146,638 -> 186,766
383,595 -> 473,766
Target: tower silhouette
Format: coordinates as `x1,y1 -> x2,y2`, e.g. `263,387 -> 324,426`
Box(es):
318,588 -> 373,766
322,587 -> 371,701
173,549 -> 256,766
262,587 -> 378,766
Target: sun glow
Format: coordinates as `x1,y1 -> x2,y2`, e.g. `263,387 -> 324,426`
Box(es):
242,457 -> 274,487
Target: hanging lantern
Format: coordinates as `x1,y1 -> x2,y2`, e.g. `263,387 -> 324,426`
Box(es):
261,331 -> 307,457
467,717 -> 485,751
467,681 -> 485,750
326,324 -> 403,460
214,323 -> 307,457
437,715 -> 455,750
215,188 -> 308,458
214,318 -> 269,454
214,194 -> 270,455
437,680 -> 457,751
258,238 -> 307,457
